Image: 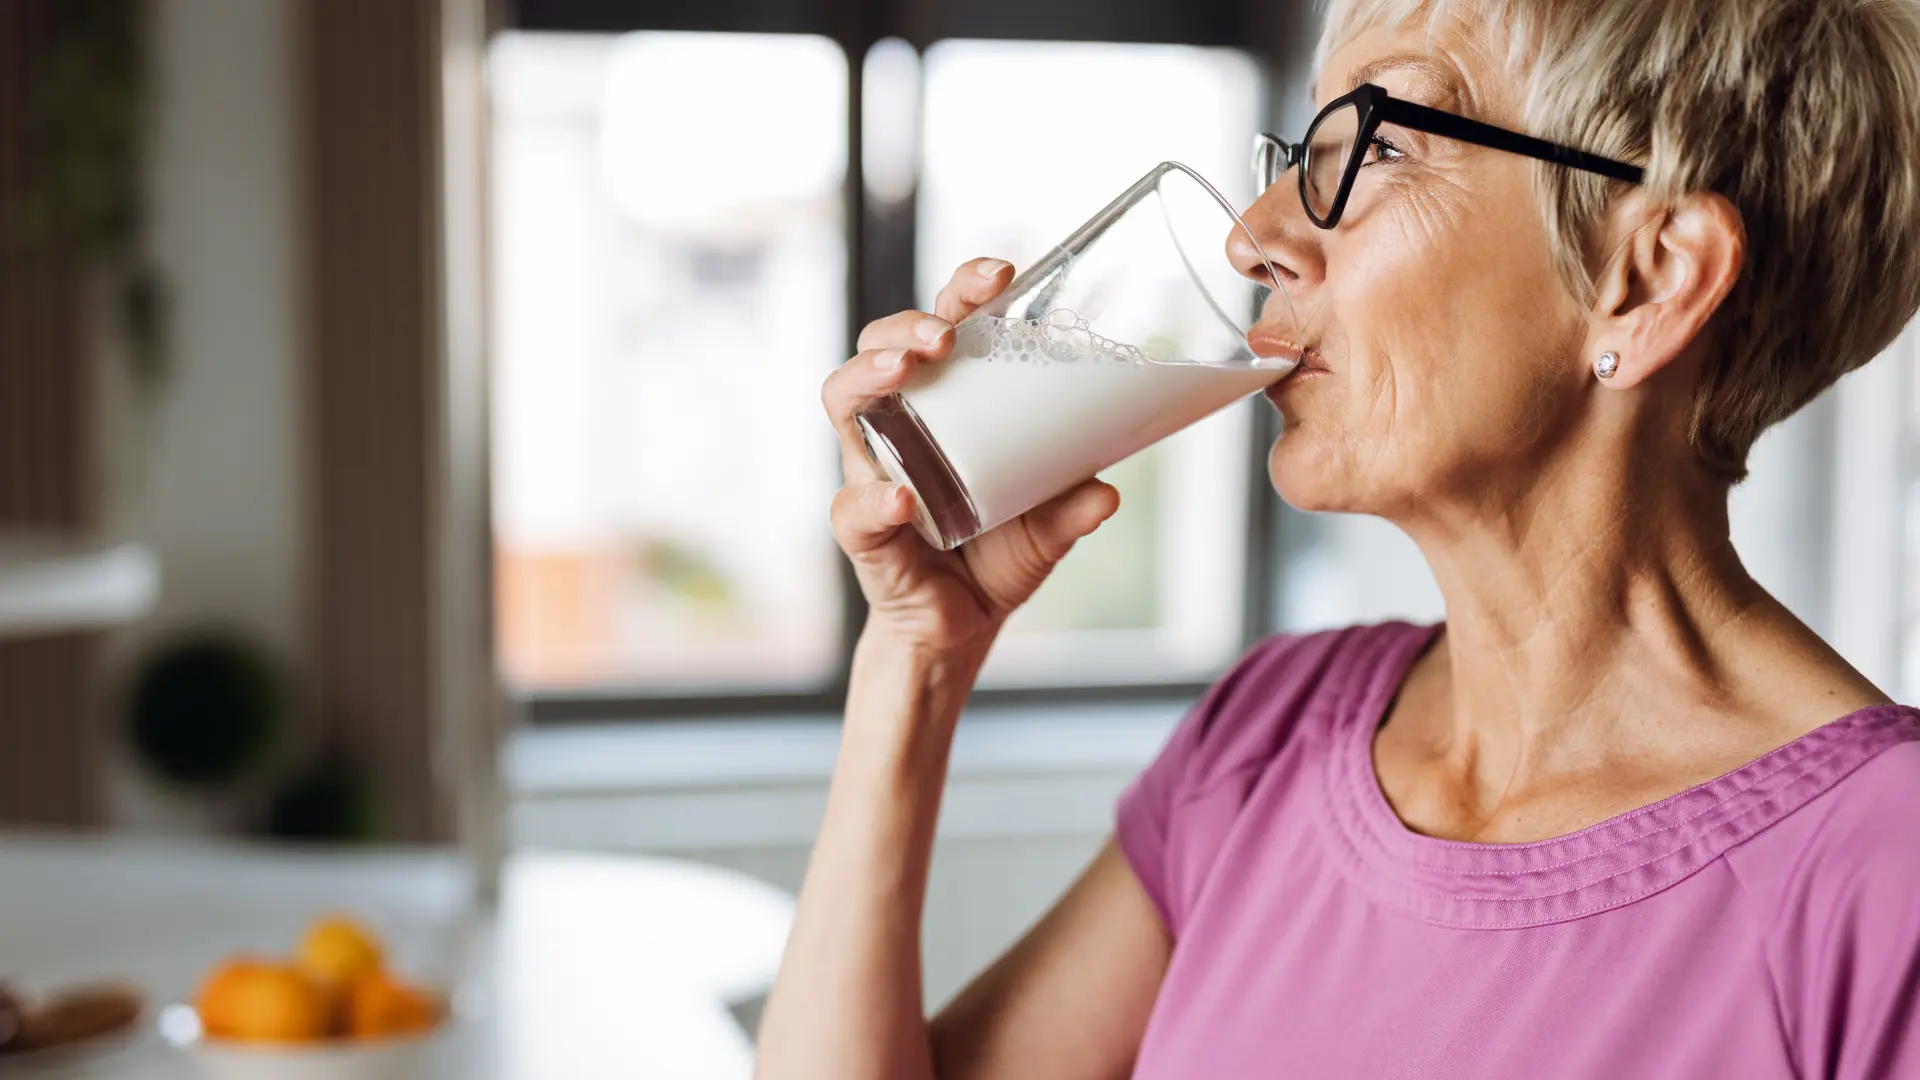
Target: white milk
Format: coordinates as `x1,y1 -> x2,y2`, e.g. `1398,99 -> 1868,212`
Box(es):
899,309 -> 1288,533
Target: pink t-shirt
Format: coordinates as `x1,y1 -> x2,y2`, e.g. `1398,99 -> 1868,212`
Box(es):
1116,622 -> 1920,1079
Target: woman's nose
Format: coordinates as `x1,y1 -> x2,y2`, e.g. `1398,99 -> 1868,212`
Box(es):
1228,179 -> 1325,298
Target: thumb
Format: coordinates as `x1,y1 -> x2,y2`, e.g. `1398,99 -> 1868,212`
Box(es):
1022,479 -> 1121,564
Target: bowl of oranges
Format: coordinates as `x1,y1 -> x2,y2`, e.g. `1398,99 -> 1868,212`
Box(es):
160,915 -> 448,1080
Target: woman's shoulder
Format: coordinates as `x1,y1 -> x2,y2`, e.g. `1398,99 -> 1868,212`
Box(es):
1116,621 -> 1437,933
1787,728 -> 1920,893
1724,707 -> 1920,926
1720,710 -> 1920,1076
1730,708 -> 1920,877
1170,620 -> 1439,792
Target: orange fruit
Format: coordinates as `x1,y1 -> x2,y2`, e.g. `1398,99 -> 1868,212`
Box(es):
296,916 -> 385,992
297,916 -> 386,1037
196,958 -> 329,1044
345,970 -> 441,1040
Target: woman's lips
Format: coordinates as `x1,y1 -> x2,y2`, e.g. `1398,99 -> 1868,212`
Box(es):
1245,328 -> 1306,369
1264,348 -> 1329,401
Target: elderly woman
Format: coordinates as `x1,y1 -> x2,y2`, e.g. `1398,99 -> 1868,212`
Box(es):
758,0 -> 1920,1076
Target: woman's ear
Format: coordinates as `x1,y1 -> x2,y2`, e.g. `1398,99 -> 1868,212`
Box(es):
1588,190 -> 1746,389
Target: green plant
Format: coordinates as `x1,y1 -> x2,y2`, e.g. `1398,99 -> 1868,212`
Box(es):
11,0 -> 168,387
263,754 -> 385,843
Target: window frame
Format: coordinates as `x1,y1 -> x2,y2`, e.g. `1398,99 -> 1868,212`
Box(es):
503,0 -> 1303,724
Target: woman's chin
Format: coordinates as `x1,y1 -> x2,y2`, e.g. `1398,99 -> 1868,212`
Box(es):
1267,449 -> 1344,513
1267,434 -> 1367,514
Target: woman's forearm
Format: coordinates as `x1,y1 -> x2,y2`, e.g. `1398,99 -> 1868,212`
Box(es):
754,627 -> 994,1080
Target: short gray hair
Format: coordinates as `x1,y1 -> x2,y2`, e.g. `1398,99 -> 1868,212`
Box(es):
1320,0 -> 1920,478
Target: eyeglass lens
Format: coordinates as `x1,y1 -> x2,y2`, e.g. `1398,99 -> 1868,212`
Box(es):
1303,102 -> 1360,221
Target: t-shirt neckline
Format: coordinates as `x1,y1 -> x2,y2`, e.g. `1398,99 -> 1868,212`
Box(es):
1320,622 -> 1920,929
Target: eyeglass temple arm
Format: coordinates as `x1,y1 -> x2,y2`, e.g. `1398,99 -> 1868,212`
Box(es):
1378,97 -> 1645,185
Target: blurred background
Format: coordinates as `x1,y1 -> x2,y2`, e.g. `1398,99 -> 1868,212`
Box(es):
0,0 -> 1914,1071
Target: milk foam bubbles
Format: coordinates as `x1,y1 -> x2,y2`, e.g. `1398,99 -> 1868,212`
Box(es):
898,310 -> 1288,533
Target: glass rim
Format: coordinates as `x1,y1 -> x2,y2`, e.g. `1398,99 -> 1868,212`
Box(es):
1151,159 -> 1297,342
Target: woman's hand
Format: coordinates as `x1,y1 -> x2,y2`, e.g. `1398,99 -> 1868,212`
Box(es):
763,260 -> 1132,1080
823,258 -> 1121,655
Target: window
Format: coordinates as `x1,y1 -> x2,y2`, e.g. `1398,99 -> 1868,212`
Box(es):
492,12 -> 1288,718
1271,511 -> 1444,633
495,4 -> 1915,725
490,32 -> 848,694
912,40 -> 1267,685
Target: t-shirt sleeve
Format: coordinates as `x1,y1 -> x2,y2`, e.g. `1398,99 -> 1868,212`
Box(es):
1770,744 -> 1920,1079
1114,692 -> 1206,932
1115,630 -> 1348,937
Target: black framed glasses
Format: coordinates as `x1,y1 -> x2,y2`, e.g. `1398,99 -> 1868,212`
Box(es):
1255,83 -> 1645,229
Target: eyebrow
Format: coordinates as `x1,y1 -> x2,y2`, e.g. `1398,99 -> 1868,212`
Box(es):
1326,53 -> 1466,107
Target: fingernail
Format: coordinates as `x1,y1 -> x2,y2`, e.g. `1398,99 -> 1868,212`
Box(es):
976,259 -> 1009,278
914,318 -> 949,345
875,348 -> 906,370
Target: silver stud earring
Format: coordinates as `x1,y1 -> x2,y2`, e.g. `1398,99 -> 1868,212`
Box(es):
1595,352 -> 1620,380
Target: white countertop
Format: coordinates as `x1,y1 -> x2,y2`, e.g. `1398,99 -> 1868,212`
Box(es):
0,834 -> 795,1079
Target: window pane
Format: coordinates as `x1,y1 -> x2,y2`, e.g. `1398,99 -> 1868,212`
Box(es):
916,41 -> 1266,685
489,32 -> 847,693
1271,508 -> 1445,634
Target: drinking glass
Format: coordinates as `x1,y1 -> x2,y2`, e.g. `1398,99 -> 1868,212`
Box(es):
855,161 -> 1294,550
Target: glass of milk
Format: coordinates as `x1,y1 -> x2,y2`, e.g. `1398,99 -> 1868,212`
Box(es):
856,161 -> 1295,550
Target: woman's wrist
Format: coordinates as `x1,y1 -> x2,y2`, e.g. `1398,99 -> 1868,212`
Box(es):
842,624 -> 996,780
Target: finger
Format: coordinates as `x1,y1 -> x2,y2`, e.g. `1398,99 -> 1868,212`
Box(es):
856,310 -> 955,356
823,348 -> 921,484
933,258 -> 1012,325
1020,479 -> 1121,564
830,480 -> 919,555
838,426 -> 886,489
823,346 -> 916,434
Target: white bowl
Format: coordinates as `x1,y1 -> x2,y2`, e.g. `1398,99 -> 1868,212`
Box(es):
158,1004 -> 445,1080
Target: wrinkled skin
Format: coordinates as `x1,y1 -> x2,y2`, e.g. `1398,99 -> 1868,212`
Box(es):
1236,31 -> 1612,532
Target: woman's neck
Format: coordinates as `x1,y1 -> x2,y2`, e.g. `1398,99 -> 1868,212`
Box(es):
1390,435 -> 1872,808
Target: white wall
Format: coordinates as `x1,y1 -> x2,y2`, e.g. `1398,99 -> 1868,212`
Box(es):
1731,395 -> 1841,637
101,0 -> 304,825
1825,329 -> 1915,697
136,0 -> 303,656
